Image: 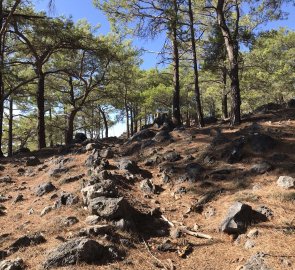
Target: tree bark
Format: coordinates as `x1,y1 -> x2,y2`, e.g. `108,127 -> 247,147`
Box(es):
37,71 -> 46,149
99,107 -> 108,138
216,0 -> 241,125
8,97 -> 13,156
65,109 -> 78,145
0,1 -> 4,157
171,0 -> 181,126
49,107 -> 53,147
130,106 -> 134,136
222,67 -> 228,119
188,0 -> 204,127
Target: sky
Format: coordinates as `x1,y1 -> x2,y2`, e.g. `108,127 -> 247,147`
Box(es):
32,0 -> 295,137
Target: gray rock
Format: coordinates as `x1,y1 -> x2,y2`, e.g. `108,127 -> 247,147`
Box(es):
277,176 -> 295,189
9,233 -> 46,253
153,130 -> 171,142
85,150 -> 101,168
247,229 -> 259,238
0,195 -> 9,202
163,151 -> 181,162
140,179 -> 155,194
244,239 -> 255,249
251,162 -> 272,174
63,216 -> 79,226
48,166 -> 69,178
129,129 -> 156,142
60,174 -> 85,184
0,204 -> 6,216
88,197 -> 130,220
249,133 -> 277,153
185,163 -> 204,181
55,192 -> 79,208
25,156 -> 41,166
35,182 -> 56,197
85,143 -> 99,151
85,215 -> 100,225
40,206 -> 53,217
0,257 -> 25,270
118,159 -> 138,172
256,205 -> 273,219
220,202 -> 253,234
78,225 -> 113,237
43,237 -> 105,269
240,252 -> 272,270
100,148 -> 114,159
0,176 -> 13,184
13,194 -> 24,204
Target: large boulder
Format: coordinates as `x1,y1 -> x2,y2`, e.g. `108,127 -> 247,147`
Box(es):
88,197 -> 130,220
248,134 -> 277,153
153,130 -> 171,143
0,258 -> 25,270
43,238 -> 106,269
25,156 -> 41,166
220,202 -> 253,234
129,129 -> 156,142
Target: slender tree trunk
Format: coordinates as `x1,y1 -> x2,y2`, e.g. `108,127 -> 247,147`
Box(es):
0,2 -> 4,157
222,67 -> 228,119
8,98 -> 13,156
49,107 -> 53,147
216,0 -> 241,125
130,107 -> 134,136
65,109 -> 78,145
171,0 -> 181,126
134,107 -> 138,133
37,71 -> 46,149
99,107 -> 108,138
188,0 -> 204,127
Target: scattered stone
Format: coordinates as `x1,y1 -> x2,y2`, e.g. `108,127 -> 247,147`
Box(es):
277,176 -> 295,189
17,168 -> 26,175
114,218 -> 134,231
35,182 -> 56,197
244,239 -> 255,249
118,159 -> 138,172
0,165 -> 4,171
153,130 -> 171,142
0,250 -> 7,260
220,202 -> 253,234
163,151 -> 181,162
129,129 -> 156,142
85,215 -> 100,225
25,156 -> 41,166
240,252 -> 272,270
256,205 -> 273,219
13,194 -> 24,204
85,150 -> 101,167
247,229 -> 259,238
100,148 -> 114,159
0,204 -> 6,216
79,225 -> 113,237
170,227 -> 181,239
251,162 -> 272,174
140,179 -> 155,194
60,174 -> 85,184
175,186 -> 186,194
55,192 -> 79,208
157,240 -> 176,252
204,206 -> 216,218
9,233 -> 46,253
40,206 -> 53,217
88,197 -> 131,220
74,133 -> 87,143
86,143 -> 99,151
0,176 -> 13,184
227,146 -> 243,164
0,257 -> 25,270
48,166 -> 69,178
43,237 -> 106,269
185,163 -> 204,181
63,216 -> 79,226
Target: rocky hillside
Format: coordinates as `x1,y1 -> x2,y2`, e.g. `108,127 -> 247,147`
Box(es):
0,107 -> 295,270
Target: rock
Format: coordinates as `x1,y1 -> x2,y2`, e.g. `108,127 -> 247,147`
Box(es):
185,163 -> 204,181
244,239 -> 255,249
48,166 -> 69,178
170,227 -> 181,239
129,129 -> 156,142
81,181 -> 117,205
88,197 -> 131,220
163,151 -> 181,162
96,170 -> 110,180
25,156 -> 41,166
0,250 -> 7,260
277,176 -> 295,189
271,153 -> 289,162
247,229 -> 259,238
220,202 -> 253,234
35,182 -> 56,197
13,194 -> 24,204
13,147 -> 30,155
256,205 -> 273,219
0,165 -> 5,171
287,98 -> 295,108
0,195 -> 10,203
203,116 -> 217,124
17,168 -> 26,175
85,215 -> 100,225
240,252 -> 272,270
40,206 -> 53,217
0,176 -> 13,184
0,258 -> 25,270
0,204 -> 6,216
63,216 -> 79,226
227,146 -> 243,163
249,133 -> 277,153
100,148 -> 114,159
157,240 -> 176,252
118,159 -> 138,172
9,233 -> 46,253
204,206 -> 216,218
140,179 -> 155,194
55,192 -> 79,208
251,162 -> 272,174
79,225 -> 113,237
74,133 -> 87,143
153,130 -> 171,142
85,143 -> 99,151
60,174 -> 85,184
114,218 -> 134,231
43,237 -> 106,269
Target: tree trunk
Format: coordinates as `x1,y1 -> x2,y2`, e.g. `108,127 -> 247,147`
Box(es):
0,2 -> 4,157
125,105 -> 130,138
216,0 -> 241,125
130,107 -> 134,136
37,71 -> 46,149
8,98 -> 13,156
222,67 -> 228,119
171,0 -> 181,126
65,109 -> 78,145
99,107 -> 108,138
188,0 -> 204,127
49,107 -> 53,147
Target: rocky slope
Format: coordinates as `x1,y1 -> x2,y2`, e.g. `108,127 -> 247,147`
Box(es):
0,107 -> 295,270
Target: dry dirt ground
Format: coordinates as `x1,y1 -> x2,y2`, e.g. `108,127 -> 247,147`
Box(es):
0,108 -> 295,270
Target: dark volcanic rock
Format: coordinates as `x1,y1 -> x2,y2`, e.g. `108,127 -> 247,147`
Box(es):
100,148 -> 114,159
74,133 -> 87,143
25,156 -> 41,166
56,192 -> 79,208
251,162 -> 272,174
0,258 -> 25,270
185,163 -> 204,181
9,233 -> 46,253
248,133 -> 277,153
118,159 -> 138,172
220,202 -> 253,234
140,179 -> 155,194
153,130 -> 171,142
88,197 -> 131,220
163,151 -> 181,162
129,129 -> 156,142
35,182 -> 56,197
0,176 -> 13,184
43,237 -> 106,269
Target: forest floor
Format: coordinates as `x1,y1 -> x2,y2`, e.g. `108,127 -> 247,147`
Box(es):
0,107 -> 295,270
